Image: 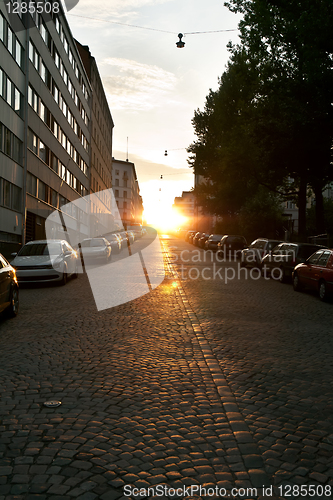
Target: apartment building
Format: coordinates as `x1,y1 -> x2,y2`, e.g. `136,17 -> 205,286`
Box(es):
112,159 -> 143,228
75,41 -> 114,196
0,3 -> 91,256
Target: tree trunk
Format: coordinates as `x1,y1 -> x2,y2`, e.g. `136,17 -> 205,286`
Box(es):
297,176 -> 307,241
313,184 -> 325,235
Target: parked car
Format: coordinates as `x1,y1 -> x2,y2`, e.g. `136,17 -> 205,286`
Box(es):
0,253 -> 19,318
217,235 -> 247,259
185,230 -> 197,242
241,239 -> 283,268
118,232 -> 130,250
192,232 -> 204,246
11,240 -> 78,285
188,232 -> 197,244
292,249 -> 333,301
126,231 -> 135,244
261,242 -> 327,282
79,237 -> 111,265
105,233 -> 122,254
127,224 -> 143,238
198,233 -> 211,249
204,234 -> 224,251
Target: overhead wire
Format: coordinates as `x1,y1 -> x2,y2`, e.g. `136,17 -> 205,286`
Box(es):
67,14 -> 238,36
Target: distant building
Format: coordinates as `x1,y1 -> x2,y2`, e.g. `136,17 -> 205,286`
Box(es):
0,3 -> 91,255
173,191 -> 195,224
112,159 -> 143,228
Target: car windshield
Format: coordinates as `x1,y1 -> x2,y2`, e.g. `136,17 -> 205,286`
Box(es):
90,239 -> 106,247
18,243 -> 62,256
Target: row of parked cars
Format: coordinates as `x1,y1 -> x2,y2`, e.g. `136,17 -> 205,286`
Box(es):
181,230 -> 333,302
0,228 -> 144,320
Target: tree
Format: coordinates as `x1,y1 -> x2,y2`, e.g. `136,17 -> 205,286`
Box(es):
225,0 -> 333,236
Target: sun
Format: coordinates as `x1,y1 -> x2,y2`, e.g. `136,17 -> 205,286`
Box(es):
144,205 -> 188,232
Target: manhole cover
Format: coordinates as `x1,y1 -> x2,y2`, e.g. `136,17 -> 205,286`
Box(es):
43,401 -> 61,408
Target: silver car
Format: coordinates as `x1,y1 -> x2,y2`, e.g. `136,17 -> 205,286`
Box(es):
79,238 -> 111,265
11,240 -> 78,285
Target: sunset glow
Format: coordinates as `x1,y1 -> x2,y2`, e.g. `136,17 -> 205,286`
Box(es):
144,205 -> 188,232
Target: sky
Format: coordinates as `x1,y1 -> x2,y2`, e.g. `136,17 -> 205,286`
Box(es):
64,0 -> 242,226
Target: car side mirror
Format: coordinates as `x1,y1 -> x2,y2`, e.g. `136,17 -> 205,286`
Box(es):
11,252 -> 18,257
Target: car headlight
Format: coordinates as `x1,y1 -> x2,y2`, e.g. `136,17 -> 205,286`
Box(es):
53,257 -> 63,270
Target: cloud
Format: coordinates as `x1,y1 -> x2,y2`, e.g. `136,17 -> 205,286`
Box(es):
101,58 -> 177,111
72,0 -> 172,16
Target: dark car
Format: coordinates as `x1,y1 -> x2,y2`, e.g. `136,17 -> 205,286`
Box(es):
241,238 -> 283,268
0,253 -> 19,318
198,233 -> 211,249
217,235 -> 247,259
261,242 -> 328,282
292,249 -> 333,301
185,230 -> 197,242
204,234 -> 224,251
192,232 -> 204,246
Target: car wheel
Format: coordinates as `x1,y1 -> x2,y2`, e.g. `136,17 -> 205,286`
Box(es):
319,280 -> 329,302
60,265 -> 68,286
7,287 -> 19,317
292,272 -> 302,292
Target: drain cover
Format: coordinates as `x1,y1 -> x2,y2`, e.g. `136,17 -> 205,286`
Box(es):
43,401 -> 61,408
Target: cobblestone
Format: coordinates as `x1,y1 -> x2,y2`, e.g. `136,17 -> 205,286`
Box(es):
0,236 -> 332,498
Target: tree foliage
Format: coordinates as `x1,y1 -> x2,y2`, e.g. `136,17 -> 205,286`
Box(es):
189,0 -> 333,237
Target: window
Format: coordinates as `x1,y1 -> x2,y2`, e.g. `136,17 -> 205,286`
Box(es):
38,180 -> 46,202
11,185 -> 21,212
123,191 -> 127,199
14,88 -> 21,114
51,154 -> 59,174
15,40 -> 22,67
115,189 -> 119,197
0,13 -> 4,42
3,180 -> 11,207
317,251 -> 331,267
51,189 -> 58,208
12,136 -> 22,164
53,82 -> 59,103
115,179 -> 119,186
6,79 -> 12,106
5,128 -> 11,156
54,48 -> 60,68
308,251 -> 322,265
39,140 -> 46,163
7,26 -> 13,55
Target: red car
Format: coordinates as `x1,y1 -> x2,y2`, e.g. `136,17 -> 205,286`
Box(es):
292,249 -> 333,301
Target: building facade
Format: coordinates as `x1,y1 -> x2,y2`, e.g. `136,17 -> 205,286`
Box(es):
0,3 -> 91,256
111,159 -> 143,228
75,41 -> 114,197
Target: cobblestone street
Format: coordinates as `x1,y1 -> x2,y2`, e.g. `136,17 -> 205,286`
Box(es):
0,235 -> 332,500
